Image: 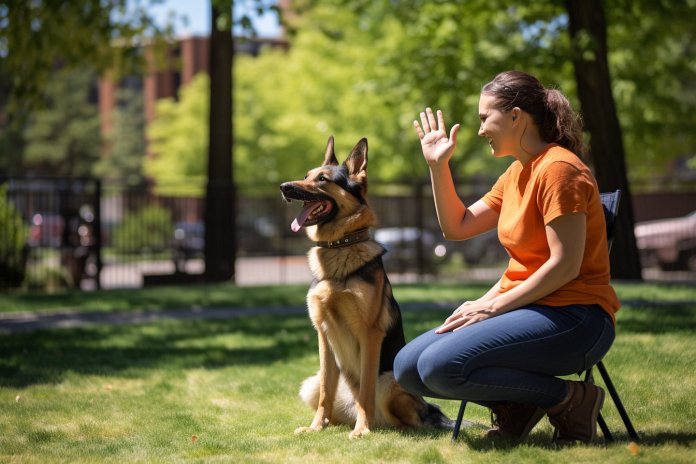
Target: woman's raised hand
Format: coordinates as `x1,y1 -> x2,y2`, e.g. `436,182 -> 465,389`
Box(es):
413,108 -> 460,167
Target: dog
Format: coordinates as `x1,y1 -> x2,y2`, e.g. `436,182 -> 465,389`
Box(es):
280,136 -> 452,439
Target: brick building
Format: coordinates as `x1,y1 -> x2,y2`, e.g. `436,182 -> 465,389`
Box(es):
97,35 -> 289,142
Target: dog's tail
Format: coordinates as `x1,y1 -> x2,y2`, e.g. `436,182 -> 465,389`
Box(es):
299,372 -> 358,425
299,372 -> 458,430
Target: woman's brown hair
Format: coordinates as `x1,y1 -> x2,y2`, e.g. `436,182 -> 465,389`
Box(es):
482,71 -> 584,157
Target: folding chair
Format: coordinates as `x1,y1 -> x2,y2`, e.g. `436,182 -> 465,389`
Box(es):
451,189 -> 640,443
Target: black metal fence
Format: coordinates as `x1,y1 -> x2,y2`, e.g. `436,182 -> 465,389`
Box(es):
2,176 -> 695,292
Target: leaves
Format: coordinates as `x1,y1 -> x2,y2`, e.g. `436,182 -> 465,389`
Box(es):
0,0 -> 171,119
22,68 -> 101,177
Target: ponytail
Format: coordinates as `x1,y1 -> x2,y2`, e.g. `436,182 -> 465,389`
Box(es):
543,88 -> 585,157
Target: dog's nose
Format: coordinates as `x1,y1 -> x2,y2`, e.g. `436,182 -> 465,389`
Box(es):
280,183 -> 293,202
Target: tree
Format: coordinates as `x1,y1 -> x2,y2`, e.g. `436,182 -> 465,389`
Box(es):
565,0 -> 641,278
145,74 -> 209,194
22,68 -> 102,177
304,0 -> 696,278
94,87 -> 147,182
205,0 -> 235,282
0,1 -> 168,119
604,0 -> 696,179
0,1 -> 171,179
147,4 -> 448,185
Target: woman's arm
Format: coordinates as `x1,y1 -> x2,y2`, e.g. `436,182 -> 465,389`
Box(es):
414,108 -> 499,239
429,168 -> 500,240
437,212 -> 587,333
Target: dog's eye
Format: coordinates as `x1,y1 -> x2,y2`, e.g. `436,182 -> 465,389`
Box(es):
318,174 -> 329,182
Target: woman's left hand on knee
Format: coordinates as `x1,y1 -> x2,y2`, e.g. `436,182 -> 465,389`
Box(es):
436,301 -> 496,333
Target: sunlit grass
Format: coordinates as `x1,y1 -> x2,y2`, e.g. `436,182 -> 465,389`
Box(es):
1,280 -> 690,315
0,281 -> 496,314
1,286 -> 695,462
0,284 -> 696,464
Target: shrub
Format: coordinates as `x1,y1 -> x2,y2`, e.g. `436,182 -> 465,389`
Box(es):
113,205 -> 173,254
0,185 -> 28,287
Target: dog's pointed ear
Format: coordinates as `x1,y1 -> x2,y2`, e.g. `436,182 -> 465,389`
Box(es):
344,138 -> 368,177
322,135 -> 339,166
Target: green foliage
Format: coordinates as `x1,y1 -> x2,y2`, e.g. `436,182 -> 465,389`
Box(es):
93,87 -> 147,182
113,205 -> 173,254
606,0 -> 696,177
283,0 -> 573,178
0,185 -> 27,287
0,0 -> 172,119
145,74 -> 209,195
234,6 -> 427,183
142,0 -> 695,188
297,0 -> 696,180
22,68 -> 102,177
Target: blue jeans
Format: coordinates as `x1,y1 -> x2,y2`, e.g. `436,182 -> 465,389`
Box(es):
393,304 -> 615,408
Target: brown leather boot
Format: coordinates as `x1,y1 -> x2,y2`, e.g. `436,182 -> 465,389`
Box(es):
547,381 -> 605,444
485,402 -> 546,440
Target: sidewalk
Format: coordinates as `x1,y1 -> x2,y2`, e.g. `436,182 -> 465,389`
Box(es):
0,302 -> 455,334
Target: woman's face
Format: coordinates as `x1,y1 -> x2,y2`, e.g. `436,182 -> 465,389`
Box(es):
478,93 -> 515,157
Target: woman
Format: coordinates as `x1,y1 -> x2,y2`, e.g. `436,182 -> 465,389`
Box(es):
393,70 -> 620,444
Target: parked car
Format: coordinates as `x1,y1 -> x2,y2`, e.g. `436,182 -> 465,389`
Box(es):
28,212 -> 64,247
375,227 -> 448,274
634,211 -> 696,271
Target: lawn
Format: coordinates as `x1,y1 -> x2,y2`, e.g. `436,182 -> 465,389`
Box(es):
1,282 -> 695,463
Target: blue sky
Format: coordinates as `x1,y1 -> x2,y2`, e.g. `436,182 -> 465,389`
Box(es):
139,0 -> 281,37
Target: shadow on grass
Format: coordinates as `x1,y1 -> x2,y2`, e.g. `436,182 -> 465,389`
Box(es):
456,428 -> 696,450
615,303 -> 696,334
0,314 -> 317,388
402,302 -> 696,336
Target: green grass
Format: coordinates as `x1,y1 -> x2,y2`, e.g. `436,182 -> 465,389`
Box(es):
1,280 -> 693,315
1,282 -> 695,463
0,282 -> 497,314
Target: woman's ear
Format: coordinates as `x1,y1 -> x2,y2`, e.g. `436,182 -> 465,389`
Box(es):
511,107 -> 521,122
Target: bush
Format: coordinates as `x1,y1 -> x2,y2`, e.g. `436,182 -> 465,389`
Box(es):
113,205 -> 173,254
0,185 -> 28,287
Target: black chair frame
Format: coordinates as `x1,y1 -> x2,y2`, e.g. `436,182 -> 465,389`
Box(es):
451,189 -> 640,443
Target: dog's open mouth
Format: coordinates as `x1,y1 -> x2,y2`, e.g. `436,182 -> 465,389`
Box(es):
290,200 -> 334,232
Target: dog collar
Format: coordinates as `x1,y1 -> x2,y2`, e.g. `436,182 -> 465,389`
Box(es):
315,228 -> 371,249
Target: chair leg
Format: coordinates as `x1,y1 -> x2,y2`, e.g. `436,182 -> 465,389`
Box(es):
596,360 -> 641,442
597,412 -> 614,441
451,400 -> 468,442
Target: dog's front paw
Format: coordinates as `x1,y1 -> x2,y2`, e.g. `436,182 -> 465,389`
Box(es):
349,426 -> 371,439
295,425 -> 323,434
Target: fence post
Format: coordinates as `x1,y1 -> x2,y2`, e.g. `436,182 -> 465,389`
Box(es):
94,179 -> 103,290
414,180 -> 425,281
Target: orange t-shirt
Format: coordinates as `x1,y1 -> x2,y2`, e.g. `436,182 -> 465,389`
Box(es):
481,145 -> 620,324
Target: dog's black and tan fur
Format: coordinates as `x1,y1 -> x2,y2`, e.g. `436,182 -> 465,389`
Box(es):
280,136 -> 451,439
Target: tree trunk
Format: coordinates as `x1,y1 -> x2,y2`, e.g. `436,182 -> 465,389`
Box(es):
204,2 -> 236,282
565,0 -> 642,280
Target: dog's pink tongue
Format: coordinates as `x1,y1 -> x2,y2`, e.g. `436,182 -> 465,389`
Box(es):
291,202 -> 317,232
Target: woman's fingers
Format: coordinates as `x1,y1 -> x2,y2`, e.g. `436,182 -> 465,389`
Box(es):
436,109 -> 447,133
426,107 -> 437,131
413,120 -> 424,139
449,123 -> 460,145
419,110 -> 430,132
416,108 -> 450,136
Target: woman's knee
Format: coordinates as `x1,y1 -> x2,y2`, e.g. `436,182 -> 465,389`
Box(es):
393,329 -> 438,383
416,348 -> 466,397
393,340 -> 427,390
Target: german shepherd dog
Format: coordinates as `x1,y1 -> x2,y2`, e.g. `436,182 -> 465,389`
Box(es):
280,136 -> 452,439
